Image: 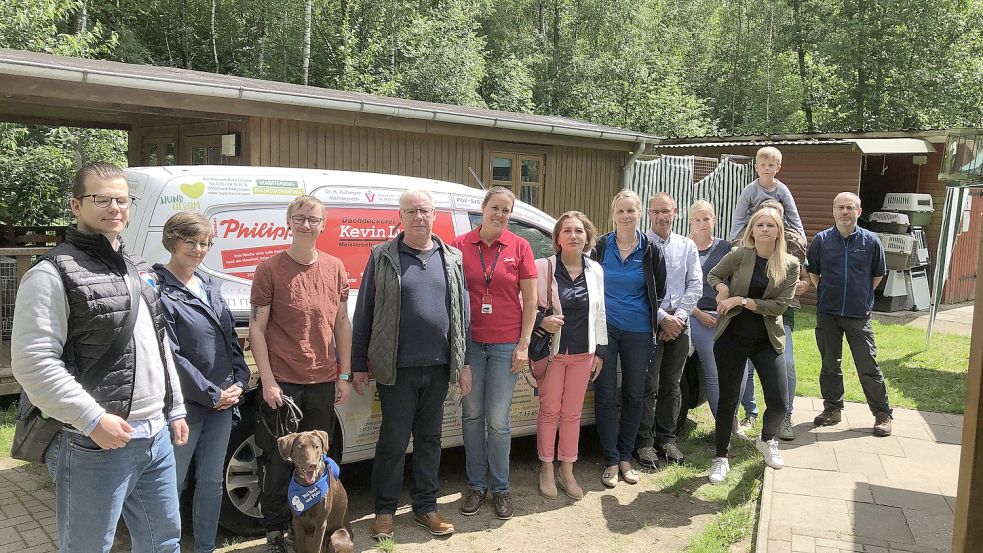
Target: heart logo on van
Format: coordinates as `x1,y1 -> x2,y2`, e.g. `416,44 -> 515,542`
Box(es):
180,181 -> 206,199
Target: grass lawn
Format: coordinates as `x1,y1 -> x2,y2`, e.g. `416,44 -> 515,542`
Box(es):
0,403 -> 18,460
791,308 -> 971,414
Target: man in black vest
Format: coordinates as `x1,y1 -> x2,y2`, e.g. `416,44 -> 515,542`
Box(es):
11,162 -> 188,552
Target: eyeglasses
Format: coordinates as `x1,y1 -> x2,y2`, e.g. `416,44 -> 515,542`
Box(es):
179,238 -> 214,250
76,194 -> 133,209
401,208 -> 434,218
290,215 -> 324,226
648,209 -> 673,216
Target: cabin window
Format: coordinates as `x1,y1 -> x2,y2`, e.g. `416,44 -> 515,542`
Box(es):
490,152 -> 545,209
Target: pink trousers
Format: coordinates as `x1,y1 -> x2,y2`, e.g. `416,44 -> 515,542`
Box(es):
534,352 -> 595,462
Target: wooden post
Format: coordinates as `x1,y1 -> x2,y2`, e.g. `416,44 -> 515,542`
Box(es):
952,240 -> 983,551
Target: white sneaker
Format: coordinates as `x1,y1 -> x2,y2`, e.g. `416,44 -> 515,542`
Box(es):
756,437 -> 785,469
708,457 -> 730,484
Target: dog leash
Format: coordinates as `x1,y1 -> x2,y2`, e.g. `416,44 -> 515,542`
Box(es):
261,395 -> 304,439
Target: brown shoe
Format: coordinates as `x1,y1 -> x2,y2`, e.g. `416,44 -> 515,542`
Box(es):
492,491 -> 513,520
873,412 -> 893,437
460,487 -> 486,516
370,513 -> 394,540
813,407 -> 842,427
414,510 -> 455,536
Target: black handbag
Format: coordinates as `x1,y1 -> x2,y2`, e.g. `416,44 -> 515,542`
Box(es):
528,257 -> 555,363
10,259 -> 143,464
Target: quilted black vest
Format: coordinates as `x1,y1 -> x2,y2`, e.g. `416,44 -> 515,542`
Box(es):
38,226 -> 172,418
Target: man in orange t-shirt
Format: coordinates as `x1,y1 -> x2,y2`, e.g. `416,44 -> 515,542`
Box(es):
249,195 -> 353,553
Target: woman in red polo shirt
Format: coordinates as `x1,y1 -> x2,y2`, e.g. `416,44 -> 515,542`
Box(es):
451,186 -> 538,520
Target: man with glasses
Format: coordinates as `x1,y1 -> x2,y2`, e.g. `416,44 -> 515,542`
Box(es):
352,189 -> 471,542
807,192 -> 893,437
11,162 -> 188,552
249,195 -> 353,553
635,192 -> 702,467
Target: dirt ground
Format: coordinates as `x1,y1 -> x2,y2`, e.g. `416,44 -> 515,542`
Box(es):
213,431 -> 743,553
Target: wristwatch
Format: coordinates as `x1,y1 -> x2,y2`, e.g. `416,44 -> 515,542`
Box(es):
740,297 -> 748,306
338,372 -> 352,382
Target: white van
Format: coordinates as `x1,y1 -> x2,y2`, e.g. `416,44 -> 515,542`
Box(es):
120,166 -> 577,533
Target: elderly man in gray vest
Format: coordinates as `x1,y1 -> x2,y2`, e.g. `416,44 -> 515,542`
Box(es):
352,189 -> 471,542
12,162 -> 187,552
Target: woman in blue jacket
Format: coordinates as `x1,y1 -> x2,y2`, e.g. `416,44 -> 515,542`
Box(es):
155,211 -> 250,553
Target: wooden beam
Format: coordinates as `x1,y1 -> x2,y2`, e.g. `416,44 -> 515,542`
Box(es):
952,240 -> 983,552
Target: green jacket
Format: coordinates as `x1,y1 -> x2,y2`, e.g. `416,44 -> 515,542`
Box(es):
366,233 -> 468,386
707,246 -> 799,353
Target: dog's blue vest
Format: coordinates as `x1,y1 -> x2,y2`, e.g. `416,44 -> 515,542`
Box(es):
288,456 -> 341,516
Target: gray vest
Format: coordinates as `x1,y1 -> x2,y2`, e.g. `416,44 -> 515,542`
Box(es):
367,234 -> 467,386
39,226 -> 172,418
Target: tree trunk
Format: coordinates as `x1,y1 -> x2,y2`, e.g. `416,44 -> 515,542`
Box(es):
791,0 -> 815,132
77,0 -> 88,34
302,0 -> 312,85
211,0 -> 220,72
854,0 -> 866,130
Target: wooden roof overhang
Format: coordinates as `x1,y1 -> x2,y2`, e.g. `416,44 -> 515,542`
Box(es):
0,49 -> 659,152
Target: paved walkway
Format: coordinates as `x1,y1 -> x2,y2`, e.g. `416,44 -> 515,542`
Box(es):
0,462 -> 57,553
757,398 -> 962,553
873,301 -> 974,337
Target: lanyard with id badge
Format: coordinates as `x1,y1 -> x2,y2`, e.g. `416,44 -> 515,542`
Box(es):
478,243 -> 505,314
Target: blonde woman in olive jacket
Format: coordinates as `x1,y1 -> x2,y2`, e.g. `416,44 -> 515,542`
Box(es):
705,207 -> 799,484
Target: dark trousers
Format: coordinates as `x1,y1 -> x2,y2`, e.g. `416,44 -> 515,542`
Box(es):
256,380 -> 337,532
815,313 -> 892,416
372,365 -> 450,516
594,325 -> 655,466
714,331 -> 788,457
637,326 -> 690,448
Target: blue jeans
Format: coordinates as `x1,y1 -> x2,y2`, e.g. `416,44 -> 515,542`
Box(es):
462,341 -> 519,493
594,324 -> 654,467
174,409 -> 234,553
741,324 -> 796,417
690,312 -> 720,417
55,428 -> 181,553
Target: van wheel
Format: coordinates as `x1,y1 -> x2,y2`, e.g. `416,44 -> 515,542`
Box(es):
220,409 -> 264,535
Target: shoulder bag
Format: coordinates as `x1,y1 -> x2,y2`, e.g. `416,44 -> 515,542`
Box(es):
10,260 -> 143,463
525,257 -> 556,388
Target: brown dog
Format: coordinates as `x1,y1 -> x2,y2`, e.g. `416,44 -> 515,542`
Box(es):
278,431 -> 354,553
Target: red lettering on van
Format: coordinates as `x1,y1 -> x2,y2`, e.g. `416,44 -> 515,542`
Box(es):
218,218 -> 291,241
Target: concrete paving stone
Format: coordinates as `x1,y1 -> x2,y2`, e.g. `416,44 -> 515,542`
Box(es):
0,526 -> 20,546
814,547 -> 838,553
848,502 -> 914,544
879,456 -> 959,490
890,409 -> 951,427
781,442 -> 839,471
880,421 -> 933,441
15,520 -> 40,532
21,545 -> 56,553
794,397 -> 822,411
3,471 -> 29,483
924,424 -> 962,445
867,478 -> 952,513
21,528 -> 49,546
816,537 -> 865,551
942,413 -> 963,428
943,495 -> 956,514
770,493 -> 853,535
773,467 -> 873,503
815,430 -> 907,457
833,450 -> 886,479
894,436 -> 961,461
1,503 -> 28,518
792,533 -> 816,552
863,546 -> 889,553
771,539 -> 794,553
902,508 -> 953,551
0,514 -> 33,529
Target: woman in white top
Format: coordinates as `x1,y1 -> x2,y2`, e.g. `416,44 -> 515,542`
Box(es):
530,211 -> 607,501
